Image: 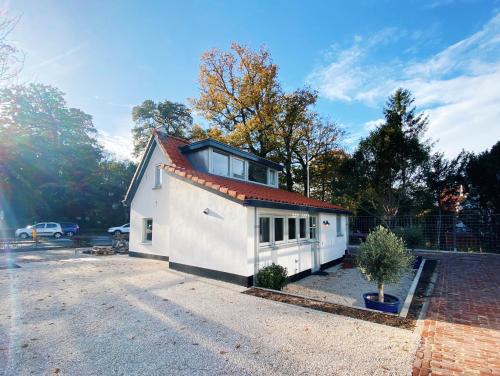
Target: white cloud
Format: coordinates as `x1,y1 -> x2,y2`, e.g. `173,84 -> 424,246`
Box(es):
308,13 -> 500,157
97,130 -> 135,161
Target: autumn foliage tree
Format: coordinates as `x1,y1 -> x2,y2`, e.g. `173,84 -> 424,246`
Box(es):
191,43 -> 280,158
192,43 -> 345,193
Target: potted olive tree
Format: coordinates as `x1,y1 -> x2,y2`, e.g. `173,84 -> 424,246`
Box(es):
357,226 -> 413,314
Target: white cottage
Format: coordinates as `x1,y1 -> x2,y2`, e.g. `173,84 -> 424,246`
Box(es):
123,130 -> 351,286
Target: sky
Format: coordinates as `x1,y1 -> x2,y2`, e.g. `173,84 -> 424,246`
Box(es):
3,0 -> 500,160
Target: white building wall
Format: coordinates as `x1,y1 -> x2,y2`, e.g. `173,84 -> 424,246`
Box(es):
129,143 -> 170,257
166,176 -> 250,276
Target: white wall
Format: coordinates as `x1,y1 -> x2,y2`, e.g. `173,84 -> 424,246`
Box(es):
166,176 -> 250,276
129,143 -> 170,256
319,213 -> 348,265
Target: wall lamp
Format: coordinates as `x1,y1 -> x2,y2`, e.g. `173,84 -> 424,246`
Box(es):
203,208 -> 210,215
322,220 -> 330,226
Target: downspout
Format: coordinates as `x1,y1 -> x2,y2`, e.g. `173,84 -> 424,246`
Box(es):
253,206 -> 259,287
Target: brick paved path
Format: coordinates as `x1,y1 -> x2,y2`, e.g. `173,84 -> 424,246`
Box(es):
413,253 -> 500,376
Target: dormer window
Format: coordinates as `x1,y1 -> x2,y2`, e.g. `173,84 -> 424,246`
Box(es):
248,161 -> 268,184
181,139 -> 282,188
269,170 -> 277,186
232,157 -> 245,179
212,150 -> 229,176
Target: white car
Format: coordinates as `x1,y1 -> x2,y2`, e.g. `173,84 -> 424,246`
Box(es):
15,222 -> 64,239
108,223 -> 130,236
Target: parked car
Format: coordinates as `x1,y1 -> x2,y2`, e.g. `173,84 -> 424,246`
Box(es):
15,222 -> 64,239
59,222 -> 80,237
108,223 -> 130,236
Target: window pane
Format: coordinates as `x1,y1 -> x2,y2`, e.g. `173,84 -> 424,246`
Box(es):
154,165 -> 162,187
309,217 -> 317,239
248,162 -> 267,184
46,223 -> 57,228
232,157 -> 245,179
259,217 -> 270,243
274,218 -> 284,242
35,224 -> 45,229
212,150 -> 229,176
288,218 -> 296,240
299,218 -> 307,238
336,216 -> 342,235
145,219 -> 153,242
269,170 -> 276,186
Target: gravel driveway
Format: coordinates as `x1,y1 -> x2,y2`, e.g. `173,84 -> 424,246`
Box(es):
0,253 -> 419,375
284,265 -> 415,309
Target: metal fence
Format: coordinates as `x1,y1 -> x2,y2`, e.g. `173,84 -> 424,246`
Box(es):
349,213 -> 500,253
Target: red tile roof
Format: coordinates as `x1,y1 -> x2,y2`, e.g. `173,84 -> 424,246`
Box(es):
154,131 -> 349,212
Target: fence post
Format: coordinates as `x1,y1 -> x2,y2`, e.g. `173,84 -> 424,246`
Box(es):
453,216 -> 457,252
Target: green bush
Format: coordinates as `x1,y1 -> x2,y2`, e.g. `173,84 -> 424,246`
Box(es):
256,263 -> 288,290
357,226 -> 413,302
394,226 -> 424,250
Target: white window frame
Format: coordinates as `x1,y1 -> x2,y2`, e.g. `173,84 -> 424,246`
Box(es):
230,156 -> 246,180
211,149 -> 230,177
154,165 -> 162,188
287,217 -> 297,242
336,215 -> 344,237
259,216 -> 271,246
273,216 -> 286,244
299,217 -> 308,240
142,218 -> 153,243
309,216 -> 317,240
268,169 -> 277,187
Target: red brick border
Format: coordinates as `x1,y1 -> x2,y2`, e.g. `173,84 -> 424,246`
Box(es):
413,253 -> 500,376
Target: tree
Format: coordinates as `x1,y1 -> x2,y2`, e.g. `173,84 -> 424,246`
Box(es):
132,99 -> 193,157
0,14 -> 23,83
191,43 -> 281,157
274,88 -> 318,191
0,83 -> 136,229
357,226 -> 413,302
465,141 -> 500,212
293,116 -> 344,196
351,88 -> 430,220
424,151 -> 469,247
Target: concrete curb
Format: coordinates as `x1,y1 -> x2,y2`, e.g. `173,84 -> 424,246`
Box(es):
399,259 -> 426,318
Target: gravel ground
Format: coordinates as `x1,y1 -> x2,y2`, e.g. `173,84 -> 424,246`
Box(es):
0,253 -> 419,375
284,265 -> 415,309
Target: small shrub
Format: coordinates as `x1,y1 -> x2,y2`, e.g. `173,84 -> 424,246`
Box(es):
256,263 -> 288,290
357,226 -> 413,302
394,226 -> 424,250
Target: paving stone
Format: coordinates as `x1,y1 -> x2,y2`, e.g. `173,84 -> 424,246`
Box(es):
413,252 -> 500,376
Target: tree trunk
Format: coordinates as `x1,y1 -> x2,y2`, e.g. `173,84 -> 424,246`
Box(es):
284,159 -> 294,192
378,283 -> 384,302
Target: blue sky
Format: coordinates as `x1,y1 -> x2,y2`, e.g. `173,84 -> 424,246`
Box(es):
4,0 -> 500,160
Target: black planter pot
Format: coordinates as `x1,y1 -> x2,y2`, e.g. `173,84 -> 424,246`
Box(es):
363,293 -> 401,314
